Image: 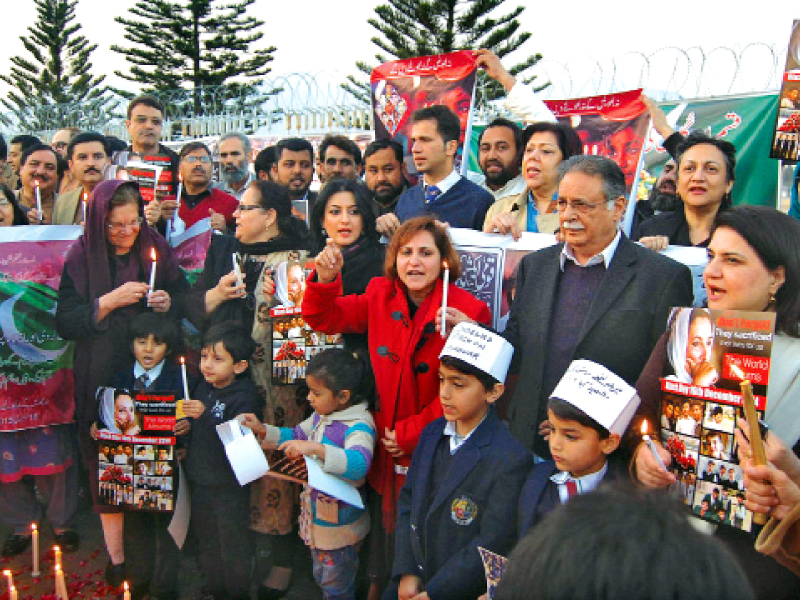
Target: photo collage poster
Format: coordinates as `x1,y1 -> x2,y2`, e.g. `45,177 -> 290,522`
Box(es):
268,257 -> 343,386
771,19 -> 800,160
658,308 -> 776,532
371,50 -> 478,178
96,387 -> 178,512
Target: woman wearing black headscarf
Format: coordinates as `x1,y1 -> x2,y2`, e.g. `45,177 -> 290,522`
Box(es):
56,179 -> 188,583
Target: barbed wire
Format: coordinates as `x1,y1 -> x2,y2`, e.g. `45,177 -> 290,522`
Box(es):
1,43 -> 786,140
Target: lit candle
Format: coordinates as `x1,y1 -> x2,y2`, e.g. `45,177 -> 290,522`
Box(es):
54,544 -> 62,565
123,581 -> 131,600
176,173 -> 183,208
82,192 -> 87,223
55,563 -> 68,599
641,421 -> 668,472
148,248 -> 157,304
180,357 -> 190,401
232,253 -> 244,288
31,523 -> 40,577
3,569 -> 12,596
730,363 -> 768,525
440,261 -> 449,338
33,180 -> 42,219
10,585 -> 17,600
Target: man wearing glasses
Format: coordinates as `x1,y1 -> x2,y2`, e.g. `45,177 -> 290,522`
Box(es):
318,134 -> 362,183
502,155 -> 693,458
176,141 -> 238,232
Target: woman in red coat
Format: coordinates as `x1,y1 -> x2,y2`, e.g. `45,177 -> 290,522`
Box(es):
303,216 -> 491,592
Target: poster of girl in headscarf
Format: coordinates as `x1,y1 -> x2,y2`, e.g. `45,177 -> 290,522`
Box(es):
543,89 -> 649,208
770,20 -> 800,160
270,257 -> 342,385
658,308 -> 776,532
371,50 -> 478,176
96,387 -> 177,511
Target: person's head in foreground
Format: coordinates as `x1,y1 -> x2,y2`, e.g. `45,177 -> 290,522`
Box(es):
495,487 -> 755,600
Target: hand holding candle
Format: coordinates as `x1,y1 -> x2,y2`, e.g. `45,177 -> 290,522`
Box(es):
232,253 -> 244,289
440,261 -> 449,338
641,421 -> 669,472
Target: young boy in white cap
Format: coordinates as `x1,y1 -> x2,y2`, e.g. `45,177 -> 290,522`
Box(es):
517,359 -> 640,536
386,323 -> 531,600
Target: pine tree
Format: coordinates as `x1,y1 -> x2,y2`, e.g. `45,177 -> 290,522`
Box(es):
343,0 -> 547,105
0,0 -> 113,131
111,0 -> 276,116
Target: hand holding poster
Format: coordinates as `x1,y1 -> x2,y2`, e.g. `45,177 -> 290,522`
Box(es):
372,51 -> 478,176
658,308 -> 776,532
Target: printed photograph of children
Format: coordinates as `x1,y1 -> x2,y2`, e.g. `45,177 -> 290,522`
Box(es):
135,461 -> 155,476
135,445 -> 154,460
702,402 -> 736,434
660,430 -> 699,473
157,446 -> 173,461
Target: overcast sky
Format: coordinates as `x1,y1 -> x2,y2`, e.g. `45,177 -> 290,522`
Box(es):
0,0 -> 797,101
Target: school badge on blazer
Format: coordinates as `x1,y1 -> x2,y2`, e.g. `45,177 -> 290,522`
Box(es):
451,495 -> 478,526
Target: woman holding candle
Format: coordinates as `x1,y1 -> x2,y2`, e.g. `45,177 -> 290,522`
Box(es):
633,206 -> 800,599
303,215 -> 491,595
189,179 -> 309,599
54,179 -> 188,583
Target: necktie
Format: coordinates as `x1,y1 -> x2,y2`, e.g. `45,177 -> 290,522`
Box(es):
135,373 -> 150,391
565,479 -> 579,499
425,185 -> 441,204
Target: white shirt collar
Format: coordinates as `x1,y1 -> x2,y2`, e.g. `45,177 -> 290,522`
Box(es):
443,414 -> 486,454
133,360 -> 165,383
560,229 -> 622,271
424,169 -> 461,196
551,461 -> 609,503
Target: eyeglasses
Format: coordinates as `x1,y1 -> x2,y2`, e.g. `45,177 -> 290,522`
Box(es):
106,217 -> 144,232
182,155 -> 212,164
52,142 -> 68,150
556,199 -> 608,214
235,204 -> 264,212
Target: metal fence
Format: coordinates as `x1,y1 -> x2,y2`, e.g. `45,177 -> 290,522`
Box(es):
1,43 -> 787,141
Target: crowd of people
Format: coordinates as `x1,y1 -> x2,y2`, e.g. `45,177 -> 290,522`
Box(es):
2,49 -> 800,600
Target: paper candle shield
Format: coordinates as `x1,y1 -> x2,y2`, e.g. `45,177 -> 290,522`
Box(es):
550,360 -> 640,436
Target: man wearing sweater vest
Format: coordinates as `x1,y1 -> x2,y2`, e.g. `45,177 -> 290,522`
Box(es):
177,141 -> 238,233
502,155 -> 693,459
377,105 -> 494,235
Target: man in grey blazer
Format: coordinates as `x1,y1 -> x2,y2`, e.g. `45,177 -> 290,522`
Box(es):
503,155 -> 693,458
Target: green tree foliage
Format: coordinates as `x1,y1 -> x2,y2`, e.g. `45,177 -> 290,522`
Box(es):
0,0 -> 114,131
343,0 -> 547,105
112,0 -> 276,115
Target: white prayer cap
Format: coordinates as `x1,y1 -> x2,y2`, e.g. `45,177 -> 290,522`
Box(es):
440,322 -> 514,383
550,360 -> 641,436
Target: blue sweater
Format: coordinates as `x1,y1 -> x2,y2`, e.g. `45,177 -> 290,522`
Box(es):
394,177 -> 495,230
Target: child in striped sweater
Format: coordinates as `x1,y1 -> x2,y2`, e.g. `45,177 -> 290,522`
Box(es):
242,348 -> 375,600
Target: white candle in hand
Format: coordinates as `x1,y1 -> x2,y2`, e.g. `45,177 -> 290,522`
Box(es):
180,357 -> 190,401
641,421 -> 668,471
34,180 -> 42,219
31,523 -> 40,576
3,570 -> 12,597
123,581 -> 131,600
233,253 -> 244,288
82,192 -> 88,223
440,261 -> 449,338
148,248 -> 157,304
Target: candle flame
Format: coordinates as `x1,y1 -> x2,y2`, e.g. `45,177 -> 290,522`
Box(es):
124,582 -> 129,591
31,524 -> 36,532
641,420 -> 649,435
33,180 -> 40,188
55,564 -> 61,573
179,173 -> 183,182
150,248 -> 157,261
53,546 -> 60,552
83,192 -> 88,201
180,356 -> 185,365
2,570 -> 10,576
442,261 -> 448,269
730,364 -> 745,380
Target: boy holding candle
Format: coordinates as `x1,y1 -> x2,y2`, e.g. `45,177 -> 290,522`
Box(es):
517,360 -> 640,536
386,323 -> 531,600
182,322 -> 257,600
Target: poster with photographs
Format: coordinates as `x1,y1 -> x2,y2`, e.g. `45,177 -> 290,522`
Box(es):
268,256 -> 342,385
371,50 -> 478,177
96,388 -> 178,512
658,308 -> 776,532
770,20 -> 800,160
